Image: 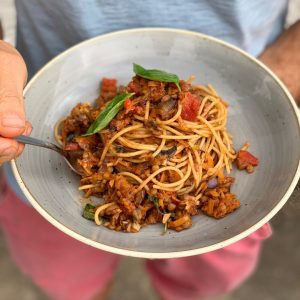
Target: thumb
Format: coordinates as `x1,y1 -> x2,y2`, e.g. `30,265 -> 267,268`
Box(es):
0,41 -> 27,137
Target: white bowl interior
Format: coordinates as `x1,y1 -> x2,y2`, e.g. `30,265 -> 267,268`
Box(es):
13,29 -> 300,258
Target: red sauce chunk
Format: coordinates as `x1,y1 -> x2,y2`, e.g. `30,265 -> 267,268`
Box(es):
99,78 -> 117,102
181,92 -> 201,121
124,99 -> 143,114
64,142 -> 81,151
127,80 -> 141,94
101,78 -> 117,94
124,99 -> 135,113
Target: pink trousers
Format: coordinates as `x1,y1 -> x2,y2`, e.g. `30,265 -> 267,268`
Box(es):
0,183 -> 272,300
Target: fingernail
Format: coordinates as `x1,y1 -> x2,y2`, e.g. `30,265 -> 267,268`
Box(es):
0,147 -> 15,157
2,114 -> 25,128
24,124 -> 33,136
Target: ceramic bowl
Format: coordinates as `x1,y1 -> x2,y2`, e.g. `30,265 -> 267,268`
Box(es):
11,28 -> 300,258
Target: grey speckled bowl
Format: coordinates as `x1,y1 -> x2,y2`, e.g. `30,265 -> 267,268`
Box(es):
11,28 -> 300,258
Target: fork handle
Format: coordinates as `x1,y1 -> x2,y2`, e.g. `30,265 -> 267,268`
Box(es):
15,135 -> 62,153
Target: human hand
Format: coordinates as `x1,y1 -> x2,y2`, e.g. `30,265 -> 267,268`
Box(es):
259,21 -> 300,104
0,41 -> 32,165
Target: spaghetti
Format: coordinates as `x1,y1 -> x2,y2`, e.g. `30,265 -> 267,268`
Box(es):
56,72 -> 259,233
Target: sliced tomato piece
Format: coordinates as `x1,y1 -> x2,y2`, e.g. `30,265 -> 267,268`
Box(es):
236,150 -> 259,170
181,92 -> 201,121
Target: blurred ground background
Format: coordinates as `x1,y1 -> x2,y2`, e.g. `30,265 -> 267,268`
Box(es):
1,0 -> 300,299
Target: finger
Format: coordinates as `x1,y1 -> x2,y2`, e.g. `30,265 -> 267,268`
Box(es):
15,142 -> 25,159
14,121 -> 33,158
0,41 -> 27,138
0,122 -> 32,163
0,96 -> 26,137
0,137 -> 20,164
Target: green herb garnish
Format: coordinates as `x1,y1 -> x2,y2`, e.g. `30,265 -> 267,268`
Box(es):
133,63 -> 181,91
83,92 -> 134,136
147,195 -> 164,215
82,203 -> 96,221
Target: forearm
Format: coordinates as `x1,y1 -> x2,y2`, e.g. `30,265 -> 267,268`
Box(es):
259,20 -> 300,104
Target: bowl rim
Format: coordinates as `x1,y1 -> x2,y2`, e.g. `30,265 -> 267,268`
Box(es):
11,27 -> 300,259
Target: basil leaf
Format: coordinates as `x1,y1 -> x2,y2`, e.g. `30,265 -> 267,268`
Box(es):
83,93 -> 134,136
147,195 -> 164,215
133,63 -> 181,91
82,203 -> 95,221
